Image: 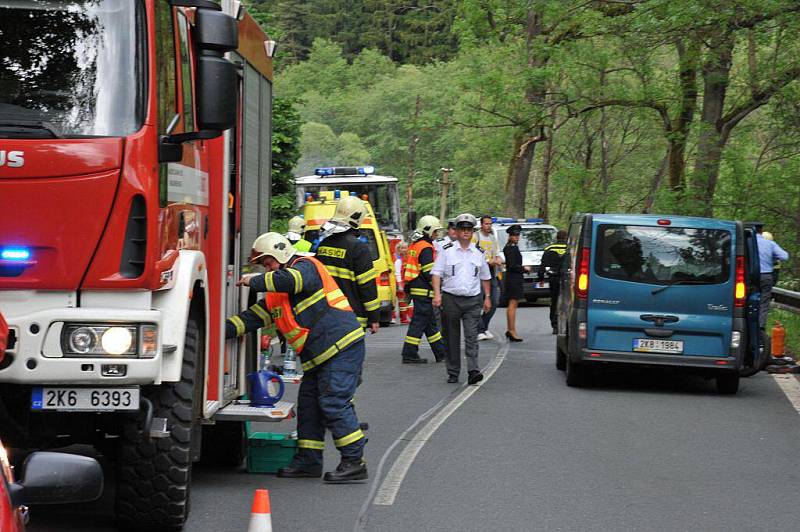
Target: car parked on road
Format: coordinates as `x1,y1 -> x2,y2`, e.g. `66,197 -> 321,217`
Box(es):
1,439 -> 104,531
495,218 -> 558,304
556,214 -> 764,394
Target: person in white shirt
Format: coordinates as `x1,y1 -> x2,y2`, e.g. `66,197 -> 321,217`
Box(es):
432,213 -> 491,384
473,216 -> 502,340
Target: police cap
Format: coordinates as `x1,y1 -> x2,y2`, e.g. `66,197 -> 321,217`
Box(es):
454,213 -> 477,229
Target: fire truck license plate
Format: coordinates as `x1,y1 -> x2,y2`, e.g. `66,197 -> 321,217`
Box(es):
31,387 -> 140,411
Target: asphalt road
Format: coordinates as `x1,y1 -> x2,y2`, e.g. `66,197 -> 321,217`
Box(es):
28,304 -> 800,531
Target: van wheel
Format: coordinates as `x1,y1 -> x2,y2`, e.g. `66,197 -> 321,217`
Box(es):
116,318 -> 202,530
565,356 -> 587,387
741,332 -> 771,378
716,372 -> 740,395
556,342 -> 566,371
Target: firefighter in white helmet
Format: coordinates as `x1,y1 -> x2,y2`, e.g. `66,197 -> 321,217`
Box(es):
401,215 -> 448,363
286,215 -> 312,253
226,232 -> 368,482
313,195 -> 380,333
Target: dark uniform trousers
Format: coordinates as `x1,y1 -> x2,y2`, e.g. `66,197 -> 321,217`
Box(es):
296,340 -> 366,466
441,293 -> 482,378
401,294 -> 447,362
548,277 -> 560,329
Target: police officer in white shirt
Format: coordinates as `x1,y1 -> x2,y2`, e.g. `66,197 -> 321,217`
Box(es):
432,213 -> 492,384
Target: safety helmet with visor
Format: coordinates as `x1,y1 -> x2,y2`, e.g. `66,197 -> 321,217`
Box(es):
416,215 -> 443,238
331,195 -> 367,230
250,232 -> 295,265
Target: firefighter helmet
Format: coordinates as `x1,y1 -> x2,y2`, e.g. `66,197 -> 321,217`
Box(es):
454,213 -> 478,229
287,216 -> 306,236
331,195 -> 366,229
251,232 -> 295,264
416,215 -> 443,238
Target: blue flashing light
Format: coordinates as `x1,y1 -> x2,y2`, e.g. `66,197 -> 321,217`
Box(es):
334,189 -> 341,199
314,167 -> 335,176
526,218 -> 544,223
350,191 -> 357,196
495,217 -> 515,223
1,247 -> 31,261
491,217 -> 497,222
357,165 -> 375,175
304,192 -> 312,202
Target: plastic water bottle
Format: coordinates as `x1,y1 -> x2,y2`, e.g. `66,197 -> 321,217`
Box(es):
259,335 -> 272,371
283,346 -> 298,377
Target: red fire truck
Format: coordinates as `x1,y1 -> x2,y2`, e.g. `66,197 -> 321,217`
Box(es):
0,1 -> 285,529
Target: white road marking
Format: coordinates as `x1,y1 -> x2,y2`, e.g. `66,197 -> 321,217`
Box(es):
771,374 -> 800,414
371,336 -> 509,507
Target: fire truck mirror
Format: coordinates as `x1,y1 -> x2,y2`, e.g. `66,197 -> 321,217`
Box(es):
196,55 -> 238,132
194,10 -> 239,53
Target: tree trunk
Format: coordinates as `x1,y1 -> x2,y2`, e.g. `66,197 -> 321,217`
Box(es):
690,35 -> 734,216
538,127 -> 554,220
667,39 -> 699,191
504,132 -> 538,218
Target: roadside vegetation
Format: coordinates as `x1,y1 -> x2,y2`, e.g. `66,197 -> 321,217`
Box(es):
250,0 -> 799,280
768,308 -> 800,360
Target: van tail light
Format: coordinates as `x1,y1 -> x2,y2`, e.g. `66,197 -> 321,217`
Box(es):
576,248 -> 590,299
734,256 -> 746,307
378,271 -> 390,286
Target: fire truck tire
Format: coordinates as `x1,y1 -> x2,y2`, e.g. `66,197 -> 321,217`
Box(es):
115,318 -> 202,531
200,421 -> 245,467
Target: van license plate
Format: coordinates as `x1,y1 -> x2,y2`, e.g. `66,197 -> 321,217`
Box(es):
633,339 -> 683,354
31,387 -> 140,411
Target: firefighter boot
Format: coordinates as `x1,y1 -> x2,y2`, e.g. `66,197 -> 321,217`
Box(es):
277,454 -> 322,478
323,459 -> 368,483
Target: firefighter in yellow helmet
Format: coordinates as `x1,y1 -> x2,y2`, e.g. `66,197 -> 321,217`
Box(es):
401,215 -> 448,363
225,232 -> 368,482
286,215 -> 312,253
313,195 -> 381,333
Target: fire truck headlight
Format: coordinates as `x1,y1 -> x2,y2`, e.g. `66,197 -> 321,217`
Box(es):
69,327 -> 97,354
62,324 -> 139,357
101,327 -> 133,355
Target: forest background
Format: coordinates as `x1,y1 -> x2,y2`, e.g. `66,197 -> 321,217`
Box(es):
248,0 -> 800,286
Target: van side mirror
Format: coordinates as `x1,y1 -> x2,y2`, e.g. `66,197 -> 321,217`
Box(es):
9,452 -> 104,507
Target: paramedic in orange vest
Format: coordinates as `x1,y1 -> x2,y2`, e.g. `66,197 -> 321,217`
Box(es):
401,216 -> 448,364
225,233 -> 367,483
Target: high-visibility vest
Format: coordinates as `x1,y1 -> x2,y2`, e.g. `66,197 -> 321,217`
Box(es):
264,256 -> 352,354
403,239 -> 433,282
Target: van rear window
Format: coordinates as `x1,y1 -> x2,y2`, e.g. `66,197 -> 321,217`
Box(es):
595,225 -> 731,285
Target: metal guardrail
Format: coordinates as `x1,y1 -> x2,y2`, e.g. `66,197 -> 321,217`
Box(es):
772,287 -> 800,313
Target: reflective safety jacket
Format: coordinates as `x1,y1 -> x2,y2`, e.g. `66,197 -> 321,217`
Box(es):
404,237 -> 435,298
290,238 -> 313,253
313,229 -> 380,328
226,256 -> 364,372
538,242 -> 568,280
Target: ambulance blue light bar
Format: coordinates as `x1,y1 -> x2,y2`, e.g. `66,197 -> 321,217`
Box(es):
1,247 -> 31,261
314,166 -> 376,176
526,218 -> 544,223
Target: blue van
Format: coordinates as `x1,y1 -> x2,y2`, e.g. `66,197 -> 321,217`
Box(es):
556,214 -> 765,394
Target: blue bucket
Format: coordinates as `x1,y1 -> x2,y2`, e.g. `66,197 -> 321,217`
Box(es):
246,370 -> 285,408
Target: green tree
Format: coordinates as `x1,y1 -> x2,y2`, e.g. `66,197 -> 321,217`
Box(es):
271,98 -> 303,231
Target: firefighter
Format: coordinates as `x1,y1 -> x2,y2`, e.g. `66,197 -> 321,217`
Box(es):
226,233 -> 367,482
314,196 -> 380,333
285,215 -> 313,253
401,215 -> 448,364
537,230 -> 568,334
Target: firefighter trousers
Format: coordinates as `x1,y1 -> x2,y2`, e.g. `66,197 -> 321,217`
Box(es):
401,296 -> 447,362
294,340 -> 367,466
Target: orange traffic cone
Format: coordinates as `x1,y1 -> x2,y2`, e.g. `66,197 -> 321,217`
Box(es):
247,489 -> 272,532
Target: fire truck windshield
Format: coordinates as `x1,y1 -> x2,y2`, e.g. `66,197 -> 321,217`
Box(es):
0,0 -> 143,138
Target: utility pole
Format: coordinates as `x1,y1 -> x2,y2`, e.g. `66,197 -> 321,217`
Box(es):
439,167 -> 453,222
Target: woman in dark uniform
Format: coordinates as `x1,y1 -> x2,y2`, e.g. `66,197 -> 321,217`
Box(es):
503,225 -> 524,342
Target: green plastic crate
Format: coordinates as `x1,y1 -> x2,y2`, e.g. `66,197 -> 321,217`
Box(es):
246,432 -> 297,473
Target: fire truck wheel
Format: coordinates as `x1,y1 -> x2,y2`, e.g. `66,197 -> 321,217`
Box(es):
115,317 -> 203,530
200,421 -> 245,467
